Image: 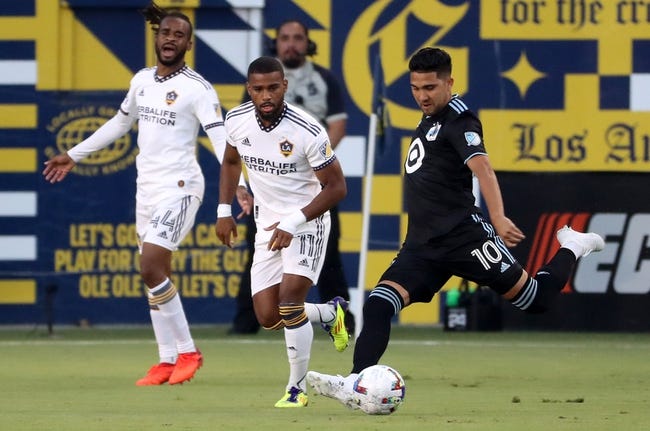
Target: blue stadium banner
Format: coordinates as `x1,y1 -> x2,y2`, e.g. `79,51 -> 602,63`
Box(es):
0,0 -> 648,328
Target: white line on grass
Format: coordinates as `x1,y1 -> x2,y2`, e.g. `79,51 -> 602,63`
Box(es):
2,338 -> 650,350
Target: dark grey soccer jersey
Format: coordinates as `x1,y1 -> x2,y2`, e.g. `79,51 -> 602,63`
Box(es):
404,95 -> 487,245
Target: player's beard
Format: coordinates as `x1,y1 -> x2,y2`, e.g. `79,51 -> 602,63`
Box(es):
155,45 -> 186,68
282,56 -> 302,69
256,103 -> 283,124
280,50 -> 305,69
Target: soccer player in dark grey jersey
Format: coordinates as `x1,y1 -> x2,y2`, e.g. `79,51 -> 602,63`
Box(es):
405,92 -> 485,242
306,47 -> 605,409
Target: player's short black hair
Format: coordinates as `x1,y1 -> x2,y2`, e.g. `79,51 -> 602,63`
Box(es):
248,56 -> 285,78
408,47 -> 452,76
140,1 -> 193,38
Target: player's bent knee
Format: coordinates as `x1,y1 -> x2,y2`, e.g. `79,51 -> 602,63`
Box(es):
255,306 -> 283,329
262,320 -> 284,330
364,284 -> 404,318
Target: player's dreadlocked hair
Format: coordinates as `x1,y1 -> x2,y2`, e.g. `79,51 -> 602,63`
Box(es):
140,1 -> 193,37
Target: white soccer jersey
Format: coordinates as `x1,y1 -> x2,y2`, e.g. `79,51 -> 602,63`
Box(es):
224,101 -> 336,228
119,65 -> 223,205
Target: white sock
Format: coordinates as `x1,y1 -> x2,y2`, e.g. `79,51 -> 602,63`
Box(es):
150,278 -> 196,354
149,307 -> 177,364
284,323 -> 313,393
343,373 -> 359,392
304,302 -> 336,325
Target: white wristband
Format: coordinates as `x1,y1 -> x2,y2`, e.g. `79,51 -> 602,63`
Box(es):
277,211 -> 307,235
217,204 -> 232,218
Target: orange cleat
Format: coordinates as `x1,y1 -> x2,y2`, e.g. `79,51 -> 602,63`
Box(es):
168,350 -> 203,385
135,362 -> 175,386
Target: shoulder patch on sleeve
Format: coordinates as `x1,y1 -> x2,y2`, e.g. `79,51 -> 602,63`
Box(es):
319,140 -> 333,158
464,131 -> 482,146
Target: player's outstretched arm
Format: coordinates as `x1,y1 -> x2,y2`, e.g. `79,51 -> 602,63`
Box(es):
43,111 -> 135,184
43,153 -> 76,184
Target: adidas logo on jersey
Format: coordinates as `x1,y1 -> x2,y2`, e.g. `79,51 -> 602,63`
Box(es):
500,262 -> 511,273
158,231 -> 168,239
298,258 -> 309,267
138,89 -> 144,96
241,137 -> 251,146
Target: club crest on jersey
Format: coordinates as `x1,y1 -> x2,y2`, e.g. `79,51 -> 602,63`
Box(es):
319,140 -> 332,159
279,139 -> 293,157
425,122 -> 441,141
166,91 -> 178,105
464,131 -> 482,146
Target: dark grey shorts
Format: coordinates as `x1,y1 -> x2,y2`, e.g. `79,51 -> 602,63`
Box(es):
378,213 -> 523,303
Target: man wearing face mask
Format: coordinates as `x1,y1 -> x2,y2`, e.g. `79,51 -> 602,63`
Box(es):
271,19 -> 355,335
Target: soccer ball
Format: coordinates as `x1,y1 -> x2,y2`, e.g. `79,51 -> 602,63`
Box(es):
352,364 -> 406,415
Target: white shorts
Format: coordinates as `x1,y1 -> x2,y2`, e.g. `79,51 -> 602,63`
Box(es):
136,194 -> 201,252
250,212 -> 330,295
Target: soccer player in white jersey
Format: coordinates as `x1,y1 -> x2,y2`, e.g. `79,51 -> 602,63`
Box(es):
43,3 -> 250,386
215,56 -> 347,408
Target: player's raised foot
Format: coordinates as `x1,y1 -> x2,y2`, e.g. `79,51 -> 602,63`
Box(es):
322,296 -> 350,352
135,362 -> 175,386
556,225 -> 605,258
168,349 -> 203,385
306,370 -> 359,410
274,386 -> 308,408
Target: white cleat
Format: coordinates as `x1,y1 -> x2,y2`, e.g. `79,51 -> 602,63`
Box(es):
556,225 -> 605,258
306,371 -> 359,410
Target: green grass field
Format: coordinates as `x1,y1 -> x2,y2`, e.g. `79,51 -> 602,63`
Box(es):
1,325 -> 649,431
